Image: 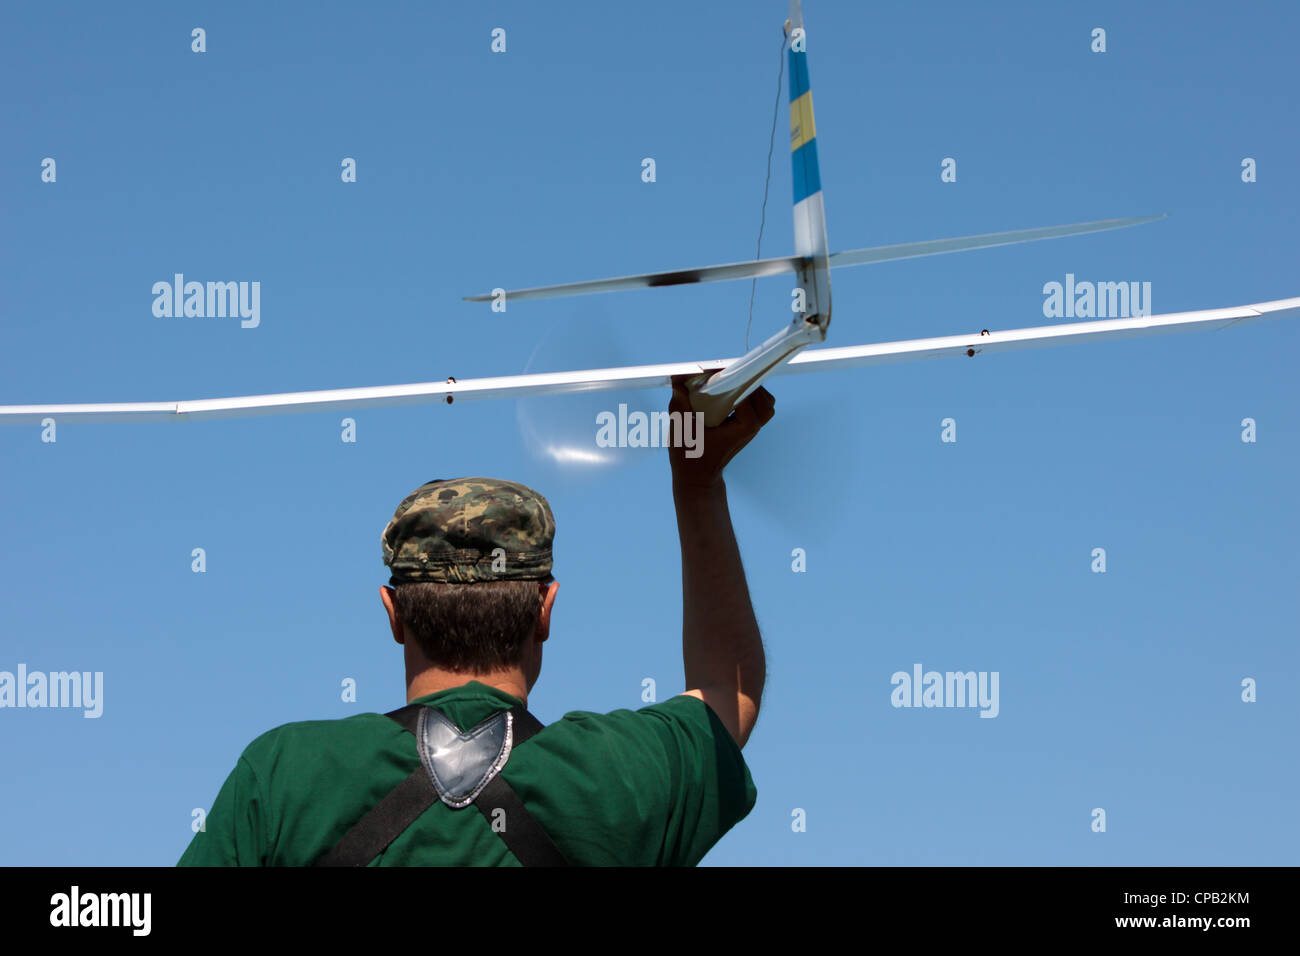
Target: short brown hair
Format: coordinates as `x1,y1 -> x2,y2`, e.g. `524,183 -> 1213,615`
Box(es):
391,579 -> 548,671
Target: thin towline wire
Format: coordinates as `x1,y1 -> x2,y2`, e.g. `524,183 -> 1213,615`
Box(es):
746,29 -> 788,351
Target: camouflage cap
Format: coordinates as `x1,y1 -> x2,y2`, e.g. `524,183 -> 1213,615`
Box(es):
382,477 -> 556,585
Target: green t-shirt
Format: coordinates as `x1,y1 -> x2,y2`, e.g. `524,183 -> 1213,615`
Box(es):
178,681 -> 756,866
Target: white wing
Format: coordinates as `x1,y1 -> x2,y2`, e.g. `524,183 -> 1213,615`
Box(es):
783,296 -> 1300,374
2,296 -> 1296,424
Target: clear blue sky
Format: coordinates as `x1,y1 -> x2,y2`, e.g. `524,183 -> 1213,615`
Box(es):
2,0 -> 1297,866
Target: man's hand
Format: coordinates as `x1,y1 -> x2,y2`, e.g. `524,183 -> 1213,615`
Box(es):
668,375 -> 776,492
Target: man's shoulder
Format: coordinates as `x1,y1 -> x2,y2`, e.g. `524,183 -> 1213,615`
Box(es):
237,710 -> 407,767
249,709 -> 401,739
553,693 -> 719,727
538,694 -> 741,761
530,694 -> 756,864
570,693 -> 732,727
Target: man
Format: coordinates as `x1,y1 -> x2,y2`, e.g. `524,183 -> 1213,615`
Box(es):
178,379 -> 775,866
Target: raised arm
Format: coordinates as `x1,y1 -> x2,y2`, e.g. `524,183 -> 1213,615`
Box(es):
668,377 -> 775,748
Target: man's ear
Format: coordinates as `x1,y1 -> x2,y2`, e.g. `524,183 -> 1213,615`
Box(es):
380,585 -> 405,645
536,580 -> 559,643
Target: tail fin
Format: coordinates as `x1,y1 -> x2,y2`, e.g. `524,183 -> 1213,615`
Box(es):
787,0 -> 831,330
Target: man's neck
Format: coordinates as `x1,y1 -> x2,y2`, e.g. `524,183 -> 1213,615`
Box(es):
406,667 -> 529,704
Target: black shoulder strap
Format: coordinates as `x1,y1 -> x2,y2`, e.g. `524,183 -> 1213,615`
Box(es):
316,703 -> 568,867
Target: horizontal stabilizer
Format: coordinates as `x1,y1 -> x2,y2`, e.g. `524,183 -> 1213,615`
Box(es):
464,215 -> 1165,304
462,255 -> 802,303
3,296 -> 1294,424
828,214 -> 1166,268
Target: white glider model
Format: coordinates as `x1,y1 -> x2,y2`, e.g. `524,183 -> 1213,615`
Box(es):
2,0 -> 1296,428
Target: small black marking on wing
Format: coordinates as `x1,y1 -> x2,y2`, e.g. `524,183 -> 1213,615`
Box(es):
646,270 -> 704,288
